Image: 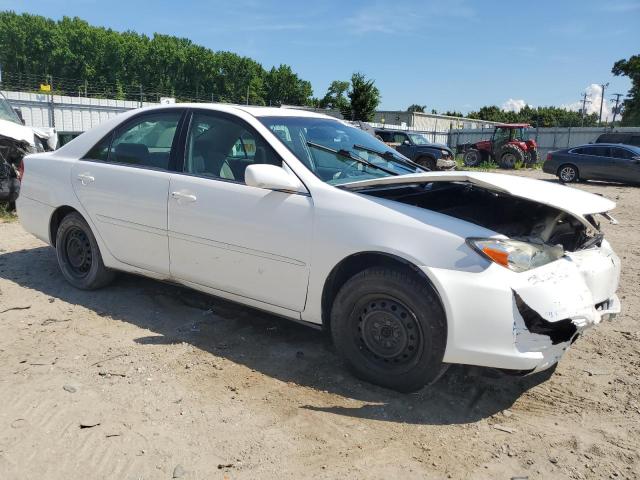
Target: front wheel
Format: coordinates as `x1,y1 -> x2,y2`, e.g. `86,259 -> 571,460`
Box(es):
55,212 -> 115,290
330,267 -> 447,392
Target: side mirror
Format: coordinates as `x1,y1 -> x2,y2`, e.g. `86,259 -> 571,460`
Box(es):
245,164 -> 305,193
402,139 -> 411,146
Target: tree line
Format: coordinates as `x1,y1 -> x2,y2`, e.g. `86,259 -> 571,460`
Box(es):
0,11 -> 313,106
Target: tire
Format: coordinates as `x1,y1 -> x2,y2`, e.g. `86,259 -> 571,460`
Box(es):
55,212 -> 115,290
498,144 -> 525,169
330,267 -> 447,392
557,164 -> 579,183
416,156 -> 436,171
526,147 -> 539,166
463,149 -> 483,167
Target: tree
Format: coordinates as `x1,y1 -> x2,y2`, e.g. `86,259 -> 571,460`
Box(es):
319,80 -> 350,115
345,72 -> 380,121
612,54 -> 640,126
0,11 -> 314,106
407,104 -> 425,113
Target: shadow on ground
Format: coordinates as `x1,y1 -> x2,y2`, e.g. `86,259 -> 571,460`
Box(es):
0,245 -> 555,426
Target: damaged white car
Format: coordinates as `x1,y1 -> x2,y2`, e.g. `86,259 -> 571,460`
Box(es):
17,105 -> 621,392
0,92 -> 57,206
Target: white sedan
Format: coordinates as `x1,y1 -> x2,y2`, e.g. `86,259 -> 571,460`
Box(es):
16,104 -> 621,392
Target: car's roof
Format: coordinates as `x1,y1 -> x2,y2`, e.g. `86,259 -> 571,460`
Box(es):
140,103 -> 337,120
568,143 -> 640,152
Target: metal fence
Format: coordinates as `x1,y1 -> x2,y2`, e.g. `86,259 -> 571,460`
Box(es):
449,126 -> 640,157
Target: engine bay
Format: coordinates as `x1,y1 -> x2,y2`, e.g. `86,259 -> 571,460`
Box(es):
361,182 -> 602,252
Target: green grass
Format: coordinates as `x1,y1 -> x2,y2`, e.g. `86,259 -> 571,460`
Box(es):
0,202 -> 17,222
455,155 -> 542,171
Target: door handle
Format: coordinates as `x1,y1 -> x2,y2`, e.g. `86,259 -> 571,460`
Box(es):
171,191 -> 197,203
77,173 -> 95,185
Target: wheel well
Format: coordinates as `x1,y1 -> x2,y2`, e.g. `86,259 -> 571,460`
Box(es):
557,163 -> 578,175
49,206 -> 80,247
321,252 -> 442,332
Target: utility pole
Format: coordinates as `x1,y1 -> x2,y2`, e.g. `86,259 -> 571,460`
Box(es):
580,91 -> 591,127
610,93 -> 624,125
139,85 -> 143,108
246,83 -> 250,105
598,82 -> 609,125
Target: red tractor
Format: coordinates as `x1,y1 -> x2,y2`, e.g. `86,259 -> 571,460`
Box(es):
461,124 -> 539,169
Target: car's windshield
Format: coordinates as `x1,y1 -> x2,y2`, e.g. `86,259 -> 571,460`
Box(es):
408,133 -> 430,145
258,116 -> 421,185
0,93 -> 22,125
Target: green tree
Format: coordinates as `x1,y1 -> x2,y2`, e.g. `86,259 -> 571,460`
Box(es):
319,80 -> 350,115
612,54 -> 640,126
407,104 -> 425,113
345,72 -> 380,121
0,11 -> 314,106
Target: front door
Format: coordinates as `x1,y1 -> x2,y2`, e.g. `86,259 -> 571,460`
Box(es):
71,110 -> 184,275
167,110 -> 313,312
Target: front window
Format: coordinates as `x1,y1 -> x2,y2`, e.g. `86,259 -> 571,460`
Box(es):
258,117 -> 421,185
0,93 -> 22,125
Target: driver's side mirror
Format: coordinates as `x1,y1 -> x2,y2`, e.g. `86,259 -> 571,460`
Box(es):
245,164 -> 306,194
402,139 -> 411,146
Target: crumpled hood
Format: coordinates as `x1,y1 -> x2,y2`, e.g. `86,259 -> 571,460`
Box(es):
342,171 -> 616,218
0,118 -> 35,146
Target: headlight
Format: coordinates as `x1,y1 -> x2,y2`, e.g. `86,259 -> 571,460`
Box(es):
467,238 -> 564,272
441,149 -> 451,156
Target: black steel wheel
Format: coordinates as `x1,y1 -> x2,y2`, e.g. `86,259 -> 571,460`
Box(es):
55,212 -> 115,290
331,267 -> 447,392
463,149 -> 483,167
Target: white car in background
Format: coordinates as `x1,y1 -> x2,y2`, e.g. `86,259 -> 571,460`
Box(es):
17,104 -> 621,392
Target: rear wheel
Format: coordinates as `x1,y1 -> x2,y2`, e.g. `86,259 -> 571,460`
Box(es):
55,212 -> 115,290
463,149 -> 483,167
330,267 -> 447,392
558,164 -> 579,183
498,144 -> 525,169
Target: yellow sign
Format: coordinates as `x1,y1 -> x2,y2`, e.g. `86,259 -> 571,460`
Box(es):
40,84 -> 51,92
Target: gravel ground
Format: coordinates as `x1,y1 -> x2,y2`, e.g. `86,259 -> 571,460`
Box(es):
0,170 -> 638,479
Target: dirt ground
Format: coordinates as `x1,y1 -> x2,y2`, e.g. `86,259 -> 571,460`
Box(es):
0,170 -> 638,480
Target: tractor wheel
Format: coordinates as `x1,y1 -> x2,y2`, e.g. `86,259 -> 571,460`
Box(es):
498,144 -> 525,169
463,149 -> 483,167
526,148 -> 539,166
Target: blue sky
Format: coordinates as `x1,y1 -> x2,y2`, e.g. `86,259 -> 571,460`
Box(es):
1,0 -> 638,116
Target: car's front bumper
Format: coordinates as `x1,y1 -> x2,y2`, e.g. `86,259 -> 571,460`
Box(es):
424,240 -> 621,372
436,158 -> 457,170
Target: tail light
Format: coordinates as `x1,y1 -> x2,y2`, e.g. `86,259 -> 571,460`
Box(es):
17,158 -> 25,180
545,153 -> 552,162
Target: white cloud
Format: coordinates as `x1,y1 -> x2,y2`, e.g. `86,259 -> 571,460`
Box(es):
562,84 -> 613,122
501,98 -> 527,112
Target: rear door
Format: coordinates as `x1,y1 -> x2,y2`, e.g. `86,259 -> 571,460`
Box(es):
71,110 -> 184,275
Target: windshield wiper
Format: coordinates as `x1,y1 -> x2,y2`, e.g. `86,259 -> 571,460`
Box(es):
306,141 -> 398,176
352,144 -> 427,172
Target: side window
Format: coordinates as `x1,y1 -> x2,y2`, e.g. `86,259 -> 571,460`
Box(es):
184,112 -> 281,183
611,148 -> 634,160
583,146 -> 610,157
84,134 -> 112,161
392,133 -> 408,143
108,112 -> 181,169
571,147 -> 584,155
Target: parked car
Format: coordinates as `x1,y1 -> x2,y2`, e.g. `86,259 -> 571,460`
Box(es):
18,104 -> 621,392
595,132 -> 640,147
543,143 -> 640,184
375,129 -> 456,170
0,92 -> 57,207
